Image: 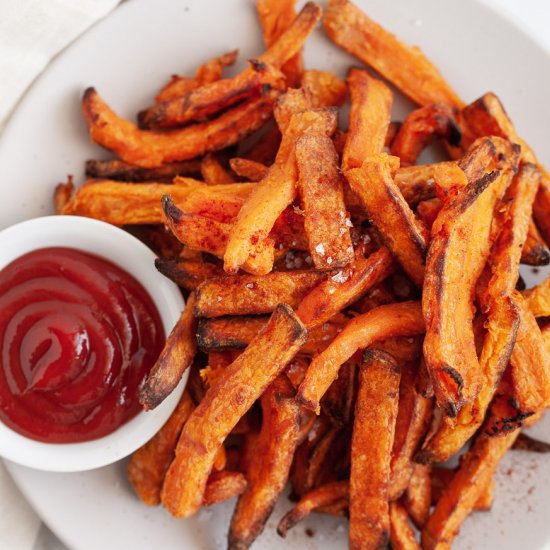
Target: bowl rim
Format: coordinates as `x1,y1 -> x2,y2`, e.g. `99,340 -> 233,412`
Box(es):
0,215 -> 185,472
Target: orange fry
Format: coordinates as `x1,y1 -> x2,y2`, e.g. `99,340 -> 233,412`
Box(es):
389,501 -> 420,550
324,0 -> 463,107
229,157 -> 269,182
200,154 -> 236,185
302,69 -> 348,107
350,349 -> 400,550
297,301 -> 424,413
202,470 -> 248,507
524,276 -> 550,318
155,258 -> 224,291
161,304 -> 306,518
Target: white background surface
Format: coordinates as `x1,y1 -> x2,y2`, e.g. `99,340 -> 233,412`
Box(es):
0,1 -> 549,549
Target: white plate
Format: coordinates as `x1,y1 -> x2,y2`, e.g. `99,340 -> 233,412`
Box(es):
1,0 -> 549,548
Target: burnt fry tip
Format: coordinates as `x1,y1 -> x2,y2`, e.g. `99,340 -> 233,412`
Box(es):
161,194 -> 183,222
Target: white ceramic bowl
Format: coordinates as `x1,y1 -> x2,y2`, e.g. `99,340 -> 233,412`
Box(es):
0,215 -> 185,472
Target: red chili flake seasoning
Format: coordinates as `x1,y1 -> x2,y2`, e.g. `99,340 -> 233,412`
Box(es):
0,247 -> 165,443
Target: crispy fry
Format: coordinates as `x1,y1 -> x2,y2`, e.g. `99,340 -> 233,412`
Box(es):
200,154 -> 236,184
197,315 -> 343,355
139,294 -> 197,410
389,501 -> 420,550
162,196 -> 275,275
296,247 -> 396,330
53,177 -> 74,214
423,137 -> 520,416
224,106 -> 337,273
343,69 -> 392,171
161,304 -> 307,517
346,153 -> 429,286
522,220 -> 550,266
139,60 -> 285,129
228,375 -> 312,549
390,104 -> 461,167
82,88 -> 279,168
128,391 -> 194,506
422,405 -> 521,549
194,270 -> 326,317
202,470 -> 248,507
155,258 -> 223,290
156,49 -> 238,102
229,158 -> 269,181
350,349 -> 400,550
509,292 -> 550,413
524,275 -> 550,317
296,133 -> 354,269
418,163 -> 536,462
277,480 -> 349,537
390,361 -> 433,501
85,158 -> 201,182
297,301 -> 424,413
256,0 -> 303,86
404,464 -> 431,530
324,0 -> 462,107
302,69 -> 348,107
416,198 -> 442,229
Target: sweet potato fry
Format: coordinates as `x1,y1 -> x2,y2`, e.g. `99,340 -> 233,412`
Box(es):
161,304 -> 307,518
524,275 -> 550,318
139,294 -> 197,410
389,501 -> 420,550
296,247 -> 396,329
228,375 -> 312,549
85,158 -> 201,182
422,408 -> 521,549
82,88 -> 279,168
224,106 -> 337,273
390,104 -> 461,166
296,133 -> 354,269
509,292 -> 550,413
200,153 -> 236,184
197,315 -> 343,355
534,176 -> 550,245
162,196 -> 275,275
418,163 -> 536,462
229,158 -> 269,181
301,69 -> 348,107
256,0 -> 303,86
128,391 -> 194,506
277,480 -> 349,537
139,60 -> 285,130
390,362 -> 433,501
423,137 -> 520,416
297,301 -> 424,413
53,177 -> 74,214
343,69 -> 393,171
156,49 -> 238,102
194,270 -> 326,317
347,153 -> 430,286
522,220 -> 550,266
202,470 -> 248,507
404,464 -> 431,530
155,258 -> 223,290
415,198 -> 442,229
430,467 -> 494,511
324,0 -> 462,107
350,349 -> 400,550
321,362 -> 357,427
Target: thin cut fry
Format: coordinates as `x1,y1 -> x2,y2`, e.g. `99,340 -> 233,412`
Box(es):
297,301 -> 424,413
324,0 -> 463,107
202,470 -> 248,507
277,480 -> 349,537
350,349 -> 400,550
404,464 -> 431,530
155,258 -> 223,291
343,68 -> 393,171
139,294 -> 197,410
53,177 -> 74,214
389,501 -> 420,550
128,391 -> 194,506
85,158 -> 201,182
200,154 -> 236,184
228,375 -> 311,549
522,220 -> 550,266
534,176 -> 550,245
423,137 -> 520,416
296,133 -> 354,269
82,88 -> 280,168
161,304 -> 307,518
229,158 -> 269,182
194,270 -> 326,317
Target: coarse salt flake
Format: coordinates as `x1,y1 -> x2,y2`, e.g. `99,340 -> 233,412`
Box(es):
315,243 -> 326,256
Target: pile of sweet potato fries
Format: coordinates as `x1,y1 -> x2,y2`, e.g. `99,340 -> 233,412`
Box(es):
55,0 -> 550,548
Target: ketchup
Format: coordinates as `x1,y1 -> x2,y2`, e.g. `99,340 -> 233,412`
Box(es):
0,247 -> 165,443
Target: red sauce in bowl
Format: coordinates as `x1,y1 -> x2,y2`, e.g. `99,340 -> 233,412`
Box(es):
0,247 -> 165,443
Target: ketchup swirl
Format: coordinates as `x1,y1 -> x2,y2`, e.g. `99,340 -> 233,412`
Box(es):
0,247 -> 165,443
